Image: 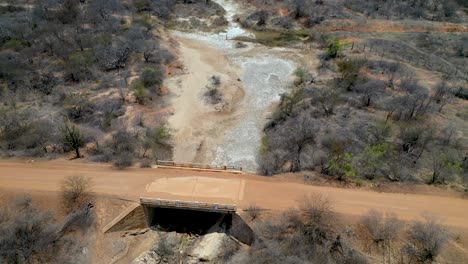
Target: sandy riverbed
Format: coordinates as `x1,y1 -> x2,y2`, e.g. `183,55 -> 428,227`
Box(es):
166,0 -> 319,171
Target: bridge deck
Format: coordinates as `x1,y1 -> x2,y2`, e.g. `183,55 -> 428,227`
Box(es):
140,197 -> 237,213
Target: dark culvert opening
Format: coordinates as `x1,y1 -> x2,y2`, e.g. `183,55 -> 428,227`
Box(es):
148,207 -> 232,235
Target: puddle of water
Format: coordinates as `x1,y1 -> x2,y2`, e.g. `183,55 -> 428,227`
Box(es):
171,0 -> 295,172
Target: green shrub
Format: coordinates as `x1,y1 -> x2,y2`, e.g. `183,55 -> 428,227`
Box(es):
325,38 -> 345,59
135,13 -> 154,31
294,67 -> 306,85
141,67 -> 164,88
329,152 -> 356,181
133,80 -> 149,105
2,39 -> 23,51
357,143 -> 391,180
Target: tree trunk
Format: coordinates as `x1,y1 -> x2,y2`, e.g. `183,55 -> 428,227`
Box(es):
385,110 -> 393,123
294,144 -> 302,172
429,172 -> 438,184
75,148 -> 81,159
40,143 -> 48,154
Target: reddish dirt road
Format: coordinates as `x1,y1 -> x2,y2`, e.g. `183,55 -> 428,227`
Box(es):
1,160 -> 468,229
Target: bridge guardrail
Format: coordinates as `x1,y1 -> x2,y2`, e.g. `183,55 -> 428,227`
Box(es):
140,197 -> 237,213
155,160 -> 243,172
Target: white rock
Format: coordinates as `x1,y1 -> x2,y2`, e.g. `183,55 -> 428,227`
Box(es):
132,251 -> 160,264
189,232 -> 227,261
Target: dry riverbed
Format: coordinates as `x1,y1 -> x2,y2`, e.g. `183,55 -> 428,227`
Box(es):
165,0 -> 309,171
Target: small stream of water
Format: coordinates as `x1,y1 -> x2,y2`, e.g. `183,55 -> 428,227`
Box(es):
172,0 -> 295,172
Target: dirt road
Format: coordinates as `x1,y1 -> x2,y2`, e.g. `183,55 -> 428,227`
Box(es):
1,160 -> 468,229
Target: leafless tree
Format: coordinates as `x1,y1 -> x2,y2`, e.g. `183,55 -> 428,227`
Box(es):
354,79 -> 386,107
61,175 -> 93,212
382,61 -> 401,89
402,214 -> 448,264
59,120 -> 84,158
431,82 -> 454,112
243,194 -> 367,263
0,197 -> 57,263
359,210 -> 403,262
296,194 -> 337,246
310,86 -> 340,116
398,125 -> 434,164
0,196 -> 95,263
383,79 -> 433,122
427,145 -> 462,184
107,130 -> 136,168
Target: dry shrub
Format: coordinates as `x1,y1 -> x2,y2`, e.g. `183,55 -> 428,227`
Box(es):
61,175 -> 92,212
244,194 -> 368,263
358,210 -> 404,263
0,196 -> 95,264
299,193 -> 334,223
296,194 -> 336,247
402,214 -> 449,263
246,204 -> 262,221
0,196 -> 58,263
113,153 -> 134,169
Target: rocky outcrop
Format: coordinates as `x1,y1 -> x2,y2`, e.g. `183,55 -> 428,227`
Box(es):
131,231 -> 239,264
187,232 -> 227,262
132,251 -> 161,264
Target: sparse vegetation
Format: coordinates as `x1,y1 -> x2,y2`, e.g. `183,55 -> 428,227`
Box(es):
133,67 -> 166,105
155,236 -> 177,262
344,0 -> 463,21
60,121 -> 85,159
0,0 -> 194,162
61,175 -> 93,212
326,38 -> 346,59
0,196 -> 95,264
403,215 -> 449,263
228,194 -> 368,263
204,75 -> 223,105
259,52 -> 466,187
358,210 -> 404,260
245,204 -> 262,220
224,198 -> 454,264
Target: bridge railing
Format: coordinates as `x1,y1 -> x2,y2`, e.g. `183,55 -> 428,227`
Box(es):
155,160 -> 243,172
140,197 -> 237,213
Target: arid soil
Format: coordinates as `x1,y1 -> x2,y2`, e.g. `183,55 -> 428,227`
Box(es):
1,160 -> 467,230
166,37 -> 244,164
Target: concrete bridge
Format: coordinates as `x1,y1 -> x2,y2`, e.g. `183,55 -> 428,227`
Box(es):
140,197 -> 237,231
141,197 -> 235,214
103,196 -> 253,244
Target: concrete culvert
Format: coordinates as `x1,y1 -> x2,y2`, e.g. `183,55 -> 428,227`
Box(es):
146,207 -> 232,235
140,198 -> 254,244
